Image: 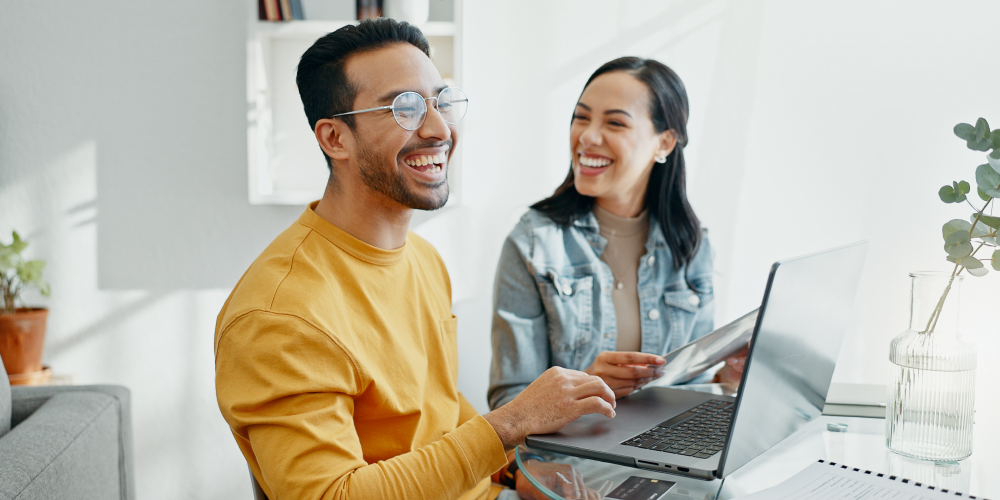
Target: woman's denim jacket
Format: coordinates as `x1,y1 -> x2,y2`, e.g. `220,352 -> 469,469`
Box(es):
488,209 -> 714,410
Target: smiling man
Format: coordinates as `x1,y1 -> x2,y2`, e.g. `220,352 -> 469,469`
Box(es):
214,19 -> 616,500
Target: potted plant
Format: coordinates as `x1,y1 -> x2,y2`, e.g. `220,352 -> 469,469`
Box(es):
0,231 -> 51,385
885,118 -> 1000,461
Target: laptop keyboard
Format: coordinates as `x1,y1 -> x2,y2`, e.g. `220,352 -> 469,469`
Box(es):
621,400 -> 734,459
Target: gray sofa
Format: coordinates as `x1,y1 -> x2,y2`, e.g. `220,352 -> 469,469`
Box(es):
0,357 -> 134,500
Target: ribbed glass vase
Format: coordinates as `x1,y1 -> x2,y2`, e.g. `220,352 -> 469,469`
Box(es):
886,272 -> 977,461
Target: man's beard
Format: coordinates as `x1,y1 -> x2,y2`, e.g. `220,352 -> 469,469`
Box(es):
356,139 -> 450,211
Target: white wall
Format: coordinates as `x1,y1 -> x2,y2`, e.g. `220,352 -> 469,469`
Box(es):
2,1 -> 999,499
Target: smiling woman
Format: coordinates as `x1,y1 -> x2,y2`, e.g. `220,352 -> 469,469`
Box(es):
489,57 -> 725,410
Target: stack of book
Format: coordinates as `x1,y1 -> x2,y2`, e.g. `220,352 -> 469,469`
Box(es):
822,383 -> 887,418
259,0 -> 305,21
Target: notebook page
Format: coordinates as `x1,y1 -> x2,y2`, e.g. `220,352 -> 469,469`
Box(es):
734,460 -> 988,500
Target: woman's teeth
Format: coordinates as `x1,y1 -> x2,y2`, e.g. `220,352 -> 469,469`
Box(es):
404,153 -> 446,173
579,155 -> 612,167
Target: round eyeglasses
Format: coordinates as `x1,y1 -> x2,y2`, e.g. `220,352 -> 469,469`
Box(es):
332,87 -> 468,131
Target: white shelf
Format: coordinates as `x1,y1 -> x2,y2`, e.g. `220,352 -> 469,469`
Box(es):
247,9 -> 462,206
254,20 -> 455,37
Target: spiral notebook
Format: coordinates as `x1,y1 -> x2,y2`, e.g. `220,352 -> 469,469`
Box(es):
735,459 -> 990,500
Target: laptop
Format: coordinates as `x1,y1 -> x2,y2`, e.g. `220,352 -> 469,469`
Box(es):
525,241 -> 868,480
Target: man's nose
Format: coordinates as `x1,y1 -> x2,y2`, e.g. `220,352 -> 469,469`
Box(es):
418,100 -> 451,141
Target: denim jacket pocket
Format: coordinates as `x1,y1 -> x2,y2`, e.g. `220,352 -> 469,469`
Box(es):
663,289 -> 701,313
538,271 -> 594,353
662,288 -> 705,349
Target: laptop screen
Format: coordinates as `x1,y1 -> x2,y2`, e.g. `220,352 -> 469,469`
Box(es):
718,241 -> 868,477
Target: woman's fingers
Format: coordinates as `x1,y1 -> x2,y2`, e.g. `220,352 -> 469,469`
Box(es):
600,363 -> 662,380
599,351 -> 665,366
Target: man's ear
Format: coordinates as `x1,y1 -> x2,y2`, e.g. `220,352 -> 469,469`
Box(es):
656,130 -> 678,159
315,118 -> 352,163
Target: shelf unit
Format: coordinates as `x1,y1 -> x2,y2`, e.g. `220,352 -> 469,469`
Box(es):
246,12 -> 462,205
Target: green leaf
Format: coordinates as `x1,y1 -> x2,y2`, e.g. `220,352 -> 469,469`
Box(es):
958,180 -> 971,194
992,148 -> 1000,160
969,138 -> 993,151
976,118 -> 990,140
976,163 -> 1000,196
945,230 -> 972,258
955,123 -> 976,141
960,256 -> 988,277
946,230 -> 971,246
976,213 -> 1000,229
992,130 -> 1000,149
989,154 -> 1000,173
943,219 -> 972,239
16,259 -> 46,285
979,186 -> 992,201
0,247 -> 15,270
981,236 -> 997,246
8,231 -> 27,255
969,215 -> 994,236
939,185 -> 957,203
993,250 -> 1000,271
946,241 -> 973,258
947,255 -> 960,264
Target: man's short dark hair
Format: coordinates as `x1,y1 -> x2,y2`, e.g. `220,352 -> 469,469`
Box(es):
296,19 -> 430,168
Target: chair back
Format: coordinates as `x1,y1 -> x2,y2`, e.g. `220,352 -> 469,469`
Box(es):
249,466 -> 269,500
0,354 -> 10,438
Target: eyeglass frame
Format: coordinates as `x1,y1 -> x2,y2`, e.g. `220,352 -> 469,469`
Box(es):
330,87 -> 468,131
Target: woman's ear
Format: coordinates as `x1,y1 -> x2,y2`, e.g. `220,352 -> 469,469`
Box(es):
656,130 -> 678,160
315,118 -> 352,163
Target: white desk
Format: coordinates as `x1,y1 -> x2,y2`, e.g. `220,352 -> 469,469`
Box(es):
519,408 -> 997,499
720,415 -> 996,499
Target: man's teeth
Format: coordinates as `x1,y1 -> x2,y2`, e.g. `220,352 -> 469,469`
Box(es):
579,155 -> 612,167
404,153 -> 447,169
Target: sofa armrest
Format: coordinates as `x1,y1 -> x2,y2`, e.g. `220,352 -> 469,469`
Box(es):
3,386 -> 134,500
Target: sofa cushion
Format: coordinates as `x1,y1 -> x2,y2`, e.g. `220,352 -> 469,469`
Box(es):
0,391 -> 121,500
0,355 -> 10,439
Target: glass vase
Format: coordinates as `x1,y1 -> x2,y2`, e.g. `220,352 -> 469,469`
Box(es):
886,272 -> 976,461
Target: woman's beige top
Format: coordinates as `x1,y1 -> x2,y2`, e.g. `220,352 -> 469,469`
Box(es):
593,205 -> 650,352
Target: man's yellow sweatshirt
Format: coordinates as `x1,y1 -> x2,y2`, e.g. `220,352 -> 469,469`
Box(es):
215,204 -> 507,500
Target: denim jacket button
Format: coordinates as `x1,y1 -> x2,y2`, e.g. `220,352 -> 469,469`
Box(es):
647,255 -> 656,266
688,294 -> 701,307
648,309 -> 660,321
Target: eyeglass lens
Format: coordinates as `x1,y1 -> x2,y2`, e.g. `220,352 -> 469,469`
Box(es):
392,87 -> 468,131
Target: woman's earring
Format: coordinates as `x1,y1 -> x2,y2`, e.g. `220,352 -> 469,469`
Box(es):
654,154 -> 668,164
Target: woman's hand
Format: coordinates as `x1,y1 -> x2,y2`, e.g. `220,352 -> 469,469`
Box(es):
713,345 -> 749,387
584,351 -> 666,398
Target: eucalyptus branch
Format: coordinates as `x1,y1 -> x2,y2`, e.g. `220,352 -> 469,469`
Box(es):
930,117 -> 1000,335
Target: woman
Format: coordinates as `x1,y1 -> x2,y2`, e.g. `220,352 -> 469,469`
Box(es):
489,57 -> 718,411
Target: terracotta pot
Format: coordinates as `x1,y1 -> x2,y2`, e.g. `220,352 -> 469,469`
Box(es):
0,308 -> 48,375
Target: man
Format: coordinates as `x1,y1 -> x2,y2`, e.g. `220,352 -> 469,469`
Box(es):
215,19 -> 615,500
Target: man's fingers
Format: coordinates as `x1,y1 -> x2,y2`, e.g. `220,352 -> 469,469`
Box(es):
613,387 -> 635,398
579,395 -> 616,418
573,377 -> 617,408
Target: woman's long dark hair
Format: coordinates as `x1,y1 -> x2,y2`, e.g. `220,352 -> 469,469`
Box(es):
531,57 -> 700,271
